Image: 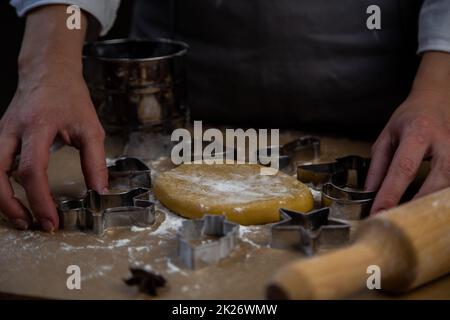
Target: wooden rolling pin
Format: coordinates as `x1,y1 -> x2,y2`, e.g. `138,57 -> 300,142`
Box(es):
267,187 -> 450,299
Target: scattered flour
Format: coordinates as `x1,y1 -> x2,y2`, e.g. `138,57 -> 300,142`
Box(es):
131,226 -> 150,232
128,246 -> 151,265
151,212 -> 183,237
166,259 -> 187,275
114,239 -> 131,247
81,265 -> 113,281
238,225 -> 261,248
240,237 -> 260,248
239,225 -> 259,237
60,238 -> 132,251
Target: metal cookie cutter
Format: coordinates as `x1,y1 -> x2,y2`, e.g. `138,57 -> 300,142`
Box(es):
270,207 -> 350,256
258,136 -> 321,173
298,155 -> 376,220
321,184 -> 375,220
57,157 -> 155,234
57,188 -> 155,235
108,157 -> 152,188
177,215 -> 240,269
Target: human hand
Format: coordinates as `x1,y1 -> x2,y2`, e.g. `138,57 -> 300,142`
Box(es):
366,52 -> 450,214
0,6 -> 108,232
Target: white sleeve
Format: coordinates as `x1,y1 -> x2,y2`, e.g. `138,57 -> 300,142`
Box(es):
418,0 -> 450,54
9,0 -> 121,36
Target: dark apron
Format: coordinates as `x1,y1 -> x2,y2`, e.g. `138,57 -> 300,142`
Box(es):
131,0 -> 422,137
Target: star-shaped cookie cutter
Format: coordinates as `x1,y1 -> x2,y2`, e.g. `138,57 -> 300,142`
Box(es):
270,207 -> 350,256
177,215 -> 240,269
57,157 -> 155,235
297,155 -> 376,220
57,187 -> 155,235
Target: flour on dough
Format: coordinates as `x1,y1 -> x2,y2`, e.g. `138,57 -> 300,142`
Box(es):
154,164 -> 313,225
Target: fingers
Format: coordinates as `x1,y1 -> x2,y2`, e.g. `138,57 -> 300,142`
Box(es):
414,148 -> 450,198
17,129 -> 58,232
79,126 -> 108,193
365,134 -> 395,191
370,134 -> 428,214
0,135 -> 32,229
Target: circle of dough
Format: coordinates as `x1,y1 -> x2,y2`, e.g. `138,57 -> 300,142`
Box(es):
153,164 -> 313,225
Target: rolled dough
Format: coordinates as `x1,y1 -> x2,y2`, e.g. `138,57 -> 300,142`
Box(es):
153,164 -> 313,225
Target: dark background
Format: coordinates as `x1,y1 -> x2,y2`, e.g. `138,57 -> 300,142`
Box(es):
0,1 -> 136,115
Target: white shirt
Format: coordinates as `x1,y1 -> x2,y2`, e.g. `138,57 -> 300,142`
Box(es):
10,0 -> 120,36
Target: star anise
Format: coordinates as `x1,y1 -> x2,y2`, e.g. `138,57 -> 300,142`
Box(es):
123,267 -> 167,296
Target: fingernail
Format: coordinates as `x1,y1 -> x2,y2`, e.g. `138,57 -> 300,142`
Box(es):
40,219 -> 55,233
13,219 -> 29,230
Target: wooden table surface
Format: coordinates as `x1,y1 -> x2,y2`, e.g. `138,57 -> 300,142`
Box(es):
0,131 -> 449,299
